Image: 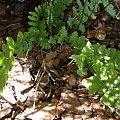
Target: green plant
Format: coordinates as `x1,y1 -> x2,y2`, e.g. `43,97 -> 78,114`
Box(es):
28,0 -> 116,34
73,41 -> 120,110
0,0 -> 119,113
0,37 -> 15,92
67,0 -> 116,33
28,0 -> 73,34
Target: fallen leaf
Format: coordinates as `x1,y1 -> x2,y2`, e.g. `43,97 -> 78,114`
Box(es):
68,74 -> 77,86
0,25 -> 6,37
0,37 -> 4,47
46,59 -> 54,68
0,4 -> 6,16
95,29 -> 106,40
94,22 -> 106,40
45,51 -> 57,61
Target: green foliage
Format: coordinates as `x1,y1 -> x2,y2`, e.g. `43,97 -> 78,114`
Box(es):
0,0 -> 118,112
0,37 -> 15,92
73,41 -> 120,110
28,0 -> 116,34
52,0 -> 72,28
102,0 -> 116,17
67,0 -> 116,33
28,3 -> 49,30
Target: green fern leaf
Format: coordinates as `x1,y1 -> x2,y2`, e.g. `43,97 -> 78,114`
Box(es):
48,36 -> 57,45
39,39 -> 51,49
105,4 -> 116,18
74,36 -> 86,50
0,69 -> 8,93
6,37 -> 15,53
28,16 -> 38,22
0,52 -> 5,67
2,44 -> 10,58
29,11 -> 38,17
63,0 -> 72,5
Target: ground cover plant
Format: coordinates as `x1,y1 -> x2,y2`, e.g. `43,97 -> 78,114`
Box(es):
0,0 -> 120,118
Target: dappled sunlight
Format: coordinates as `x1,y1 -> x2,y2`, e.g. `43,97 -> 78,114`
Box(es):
8,59 -> 31,82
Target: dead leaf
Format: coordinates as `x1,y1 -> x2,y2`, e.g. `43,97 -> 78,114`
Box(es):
95,29 -> 106,40
63,45 -> 71,57
68,74 -> 77,86
0,37 -> 4,47
91,99 -> 105,117
45,51 -> 57,61
0,4 -> 6,16
46,59 -> 54,68
52,58 -> 60,67
0,25 -> 6,37
94,22 -> 106,40
85,30 -> 95,39
36,53 -> 43,64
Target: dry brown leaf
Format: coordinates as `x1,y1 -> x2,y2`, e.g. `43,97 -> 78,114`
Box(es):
0,25 -> 6,37
0,4 -> 6,16
68,74 -> 77,86
63,45 -> 71,57
36,53 -> 43,64
85,30 -> 95,39
0,37 -> 4,47
46,59 -> 54,68
52,58 -> 60,67
45,51 -> 57,61
59,53 -> 67,62
91,99 -> 105,117
95,29 -> 106,40
94,22 -> 107,40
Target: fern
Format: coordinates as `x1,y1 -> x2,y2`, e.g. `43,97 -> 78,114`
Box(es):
67,0 -> 116,33
28,3 -> 49,30
102,0 -> 116,17
73,41 -> 120,110
0,37 -> 15,92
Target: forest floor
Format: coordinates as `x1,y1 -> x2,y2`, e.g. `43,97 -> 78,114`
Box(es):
0,1 -> 120,120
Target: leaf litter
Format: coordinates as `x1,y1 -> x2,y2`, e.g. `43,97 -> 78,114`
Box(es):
0,45 -> 119,119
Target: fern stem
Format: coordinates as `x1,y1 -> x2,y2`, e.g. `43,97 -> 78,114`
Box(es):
49,0 -> 53,36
